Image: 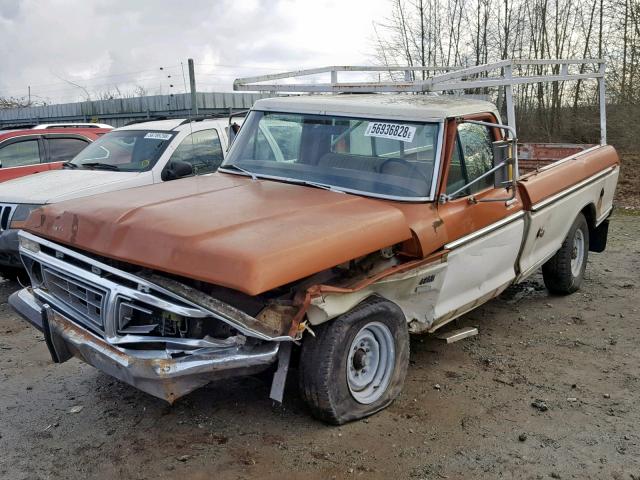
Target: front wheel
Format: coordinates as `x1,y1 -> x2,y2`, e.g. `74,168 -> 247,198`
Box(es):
298,296 -> 409,425
542,213 -> 589,294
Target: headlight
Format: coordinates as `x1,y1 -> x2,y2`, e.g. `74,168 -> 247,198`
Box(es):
10,203 -> 42,227
19,235 -> 41,253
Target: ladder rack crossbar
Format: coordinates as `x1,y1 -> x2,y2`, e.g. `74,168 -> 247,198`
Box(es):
233,59 -> 607,145
233,59 -> 604,93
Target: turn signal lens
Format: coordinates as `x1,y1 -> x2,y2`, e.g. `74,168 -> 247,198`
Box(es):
19,236 -> 40,254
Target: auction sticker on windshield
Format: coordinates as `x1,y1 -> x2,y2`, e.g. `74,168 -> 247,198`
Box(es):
144,132 -> 172,141
364,122 -> 416,143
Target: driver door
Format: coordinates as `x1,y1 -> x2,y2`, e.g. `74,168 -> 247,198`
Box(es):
432,116 -> 525,327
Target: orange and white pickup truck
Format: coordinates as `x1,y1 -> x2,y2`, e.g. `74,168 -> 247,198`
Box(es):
10,60 -> 619,424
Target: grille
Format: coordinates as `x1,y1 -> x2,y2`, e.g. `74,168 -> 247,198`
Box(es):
41,266 -> 107,331
0,204 -> 16,231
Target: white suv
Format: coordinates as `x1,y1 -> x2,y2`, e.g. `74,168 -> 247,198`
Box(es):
0,117 -> 238,274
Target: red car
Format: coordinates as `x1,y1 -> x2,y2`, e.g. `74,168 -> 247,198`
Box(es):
0,123 -> 112,182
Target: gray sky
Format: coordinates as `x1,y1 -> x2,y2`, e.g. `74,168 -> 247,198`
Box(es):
0,0 -> 389,103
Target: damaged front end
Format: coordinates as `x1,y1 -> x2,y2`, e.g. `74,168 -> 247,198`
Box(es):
11,231 -> 300,403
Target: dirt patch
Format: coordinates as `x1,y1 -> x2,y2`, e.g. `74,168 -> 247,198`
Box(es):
0,214 -> 639,479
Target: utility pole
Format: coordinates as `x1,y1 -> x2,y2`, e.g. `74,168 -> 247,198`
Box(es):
420,0 -> 425,80
188,58 -> 198,116
28,86 -> 31,105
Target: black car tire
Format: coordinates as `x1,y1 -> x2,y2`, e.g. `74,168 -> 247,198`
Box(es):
298,296 -> 409,425
542,213 -> 590,294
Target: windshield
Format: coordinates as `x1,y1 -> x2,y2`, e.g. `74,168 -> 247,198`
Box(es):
222,111 -> 440,199
70,130 -> 176,171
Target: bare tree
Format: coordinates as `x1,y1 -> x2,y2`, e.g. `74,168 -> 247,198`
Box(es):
0,96 -> 45,109
372,0 -> 640,107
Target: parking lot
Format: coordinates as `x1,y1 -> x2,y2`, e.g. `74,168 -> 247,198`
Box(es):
0,212 -> 637,479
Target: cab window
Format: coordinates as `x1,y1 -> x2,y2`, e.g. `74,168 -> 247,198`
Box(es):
0,139 -> 41,168
169,129 -> 224,174
446,123 -> 494,195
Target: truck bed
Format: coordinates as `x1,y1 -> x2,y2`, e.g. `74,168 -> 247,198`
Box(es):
518,143 -> 597,173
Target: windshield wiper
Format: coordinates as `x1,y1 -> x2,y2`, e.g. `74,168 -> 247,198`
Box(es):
222,164 -> 258,181
79,162 -> 120,171
62,162 -> 78,169
221,165 -> 342,193
298,180 -> 345,193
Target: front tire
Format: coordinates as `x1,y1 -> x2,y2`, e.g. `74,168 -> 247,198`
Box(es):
542,213 -> 589,294
298,296 -> 409,425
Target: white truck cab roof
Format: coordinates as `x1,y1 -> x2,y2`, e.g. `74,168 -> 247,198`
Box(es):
253,94 -> 500,123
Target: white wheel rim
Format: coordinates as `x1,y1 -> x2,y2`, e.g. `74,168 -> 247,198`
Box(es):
571,229 -> 585,277
346,321 -> 395,405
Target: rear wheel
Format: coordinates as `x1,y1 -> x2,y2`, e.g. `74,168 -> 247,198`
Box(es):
542,213 -> 589,294
298,296 -> 409,425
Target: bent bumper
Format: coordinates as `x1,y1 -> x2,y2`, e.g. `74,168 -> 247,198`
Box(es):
9,288 -> 44,330
9,288 -> 280,403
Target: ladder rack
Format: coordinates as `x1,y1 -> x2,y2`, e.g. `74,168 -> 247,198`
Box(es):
233,59 -> 607,145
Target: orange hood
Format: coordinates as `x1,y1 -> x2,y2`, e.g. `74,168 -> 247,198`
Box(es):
23,173 -> 414,295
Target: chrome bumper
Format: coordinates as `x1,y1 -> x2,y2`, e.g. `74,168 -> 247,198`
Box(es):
9,288 -> 44,331
10,288 -> 280,403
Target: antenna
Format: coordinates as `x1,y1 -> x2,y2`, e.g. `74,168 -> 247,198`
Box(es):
187,59 -> 198,116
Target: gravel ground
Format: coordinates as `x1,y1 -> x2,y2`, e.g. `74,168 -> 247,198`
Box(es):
0,212 -> 638,480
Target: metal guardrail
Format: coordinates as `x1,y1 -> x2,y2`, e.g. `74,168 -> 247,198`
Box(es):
0,92 -> 272,128
233,59 -> 607,145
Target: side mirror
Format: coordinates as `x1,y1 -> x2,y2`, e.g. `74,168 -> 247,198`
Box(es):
227,122 -> 241,148
492,140 -> 513,189
161,160 -> 193,181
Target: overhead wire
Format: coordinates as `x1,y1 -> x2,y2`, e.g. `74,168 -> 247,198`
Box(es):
0,62 -> 289,103
1,66 -> 181,91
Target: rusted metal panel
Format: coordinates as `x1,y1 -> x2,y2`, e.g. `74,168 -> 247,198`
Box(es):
22,174 -> 414,296
517,145 -> 619,208
518,143 -> 598,173
518,143 -> 595,160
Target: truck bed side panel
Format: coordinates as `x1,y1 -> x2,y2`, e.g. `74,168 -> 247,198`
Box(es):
516,146 -> 619,279
516,145 -> 619,209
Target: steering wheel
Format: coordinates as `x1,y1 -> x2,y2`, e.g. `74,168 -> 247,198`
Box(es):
378,157 -> 431,183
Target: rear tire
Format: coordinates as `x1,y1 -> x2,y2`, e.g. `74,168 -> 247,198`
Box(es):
542,213 -> 589,294
298,296 -> 409,425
